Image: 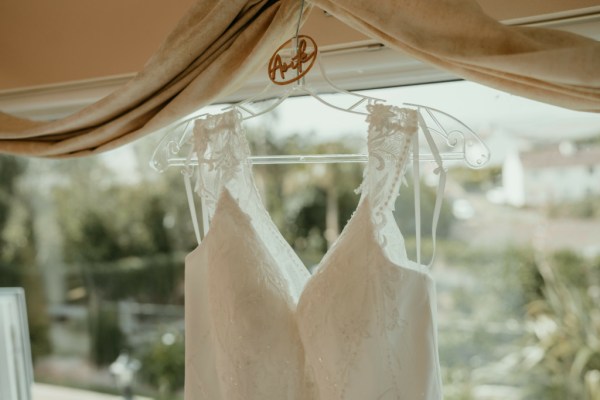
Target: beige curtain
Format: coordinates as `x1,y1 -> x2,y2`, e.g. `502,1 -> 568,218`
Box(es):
0,0 -> 599,158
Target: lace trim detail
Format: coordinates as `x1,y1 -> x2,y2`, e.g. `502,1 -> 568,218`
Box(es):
193,111 -> 252,220
192,110 -> 310,302
355,103 -> 417,266
357,103 -> 417,214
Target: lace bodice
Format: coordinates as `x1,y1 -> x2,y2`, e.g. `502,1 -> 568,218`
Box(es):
184,104 -> 443,400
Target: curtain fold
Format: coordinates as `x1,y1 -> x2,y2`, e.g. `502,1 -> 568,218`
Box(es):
1,0 -> 599,158
0,0 -> 306,157
313,0 -> 600,111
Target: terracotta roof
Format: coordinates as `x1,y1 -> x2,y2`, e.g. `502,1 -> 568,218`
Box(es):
521,144 -> 600,169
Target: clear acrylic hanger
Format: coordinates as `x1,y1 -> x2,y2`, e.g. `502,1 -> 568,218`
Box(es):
150,0 -> 490,173
149,43 -> 491,172
149,1 -> 491,257
149,100 -> 491,173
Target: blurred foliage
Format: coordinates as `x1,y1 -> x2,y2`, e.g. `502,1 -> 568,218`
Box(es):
501,246 -> 545,314
547,195 -> 600,219
439,239 -> 501,269
55,188 -> 179,264
0,155 -> 51,359
6,115 -> 597,399
435,242 -> 529,398
0,156 -> 28,278
52,151 -> 193,307
510,248 -> 600,399
250,130 -> 365,266
576,135 -> 600,146
0,156 -> 26,229
442,367 -> 476,400
74,254 -> 184,304
250,129 -> 454,266
437,244 -> 600,398
395,179 -> 454,240
40,148 -> 193,367
89,302 -> 127,366
450,165 -> 502,192
139,331 -> 185,399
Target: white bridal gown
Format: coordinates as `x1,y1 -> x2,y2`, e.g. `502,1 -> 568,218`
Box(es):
184,103 -> 443,400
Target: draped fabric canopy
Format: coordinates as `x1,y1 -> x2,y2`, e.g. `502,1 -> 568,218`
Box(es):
0,0 -> 599,158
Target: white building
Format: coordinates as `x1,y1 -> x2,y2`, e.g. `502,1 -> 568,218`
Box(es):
503,142 -> 600,207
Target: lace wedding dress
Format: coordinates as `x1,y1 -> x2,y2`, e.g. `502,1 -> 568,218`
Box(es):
184,103 -> 443,400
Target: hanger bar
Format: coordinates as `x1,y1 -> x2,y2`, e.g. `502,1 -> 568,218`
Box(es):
149,34 -> 491,173
165,152 -> 465,167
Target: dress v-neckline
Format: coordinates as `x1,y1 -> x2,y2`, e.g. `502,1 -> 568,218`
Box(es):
190,185 -> 382,308
187,103 -> 426,307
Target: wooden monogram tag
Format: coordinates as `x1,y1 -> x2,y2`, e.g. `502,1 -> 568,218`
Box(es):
268,35 -> 318,85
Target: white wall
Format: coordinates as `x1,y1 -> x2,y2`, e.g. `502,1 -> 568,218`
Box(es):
502,151 -> 525,207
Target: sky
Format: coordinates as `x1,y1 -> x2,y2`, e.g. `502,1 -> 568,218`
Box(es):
250,81 -> 600,142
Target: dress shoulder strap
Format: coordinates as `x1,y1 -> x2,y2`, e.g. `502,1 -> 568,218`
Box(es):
358,103 -> 418,215
358,103 -> 447,268
414,111 -> 447,267
192,110 -> 254,221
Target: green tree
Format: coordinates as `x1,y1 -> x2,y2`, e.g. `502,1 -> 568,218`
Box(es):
139,331 -> 185,399
250,130 -> 365,266
89,302 -> 127,366
513,248 -> 600,399
0,155 -> 51,358
49,151 -> 191,366
247,127 -> 454,267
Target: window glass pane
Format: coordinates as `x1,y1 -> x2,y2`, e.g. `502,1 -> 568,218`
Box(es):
2,81 -> 600,399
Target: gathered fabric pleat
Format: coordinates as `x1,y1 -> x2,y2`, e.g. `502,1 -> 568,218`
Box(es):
0,0 -> 598,158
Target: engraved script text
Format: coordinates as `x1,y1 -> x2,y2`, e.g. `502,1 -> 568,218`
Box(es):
268,36 -> 317,85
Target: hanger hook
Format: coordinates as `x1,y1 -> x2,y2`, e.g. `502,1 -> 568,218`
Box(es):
294,0 -> 307,84
294,0 -> 306,48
